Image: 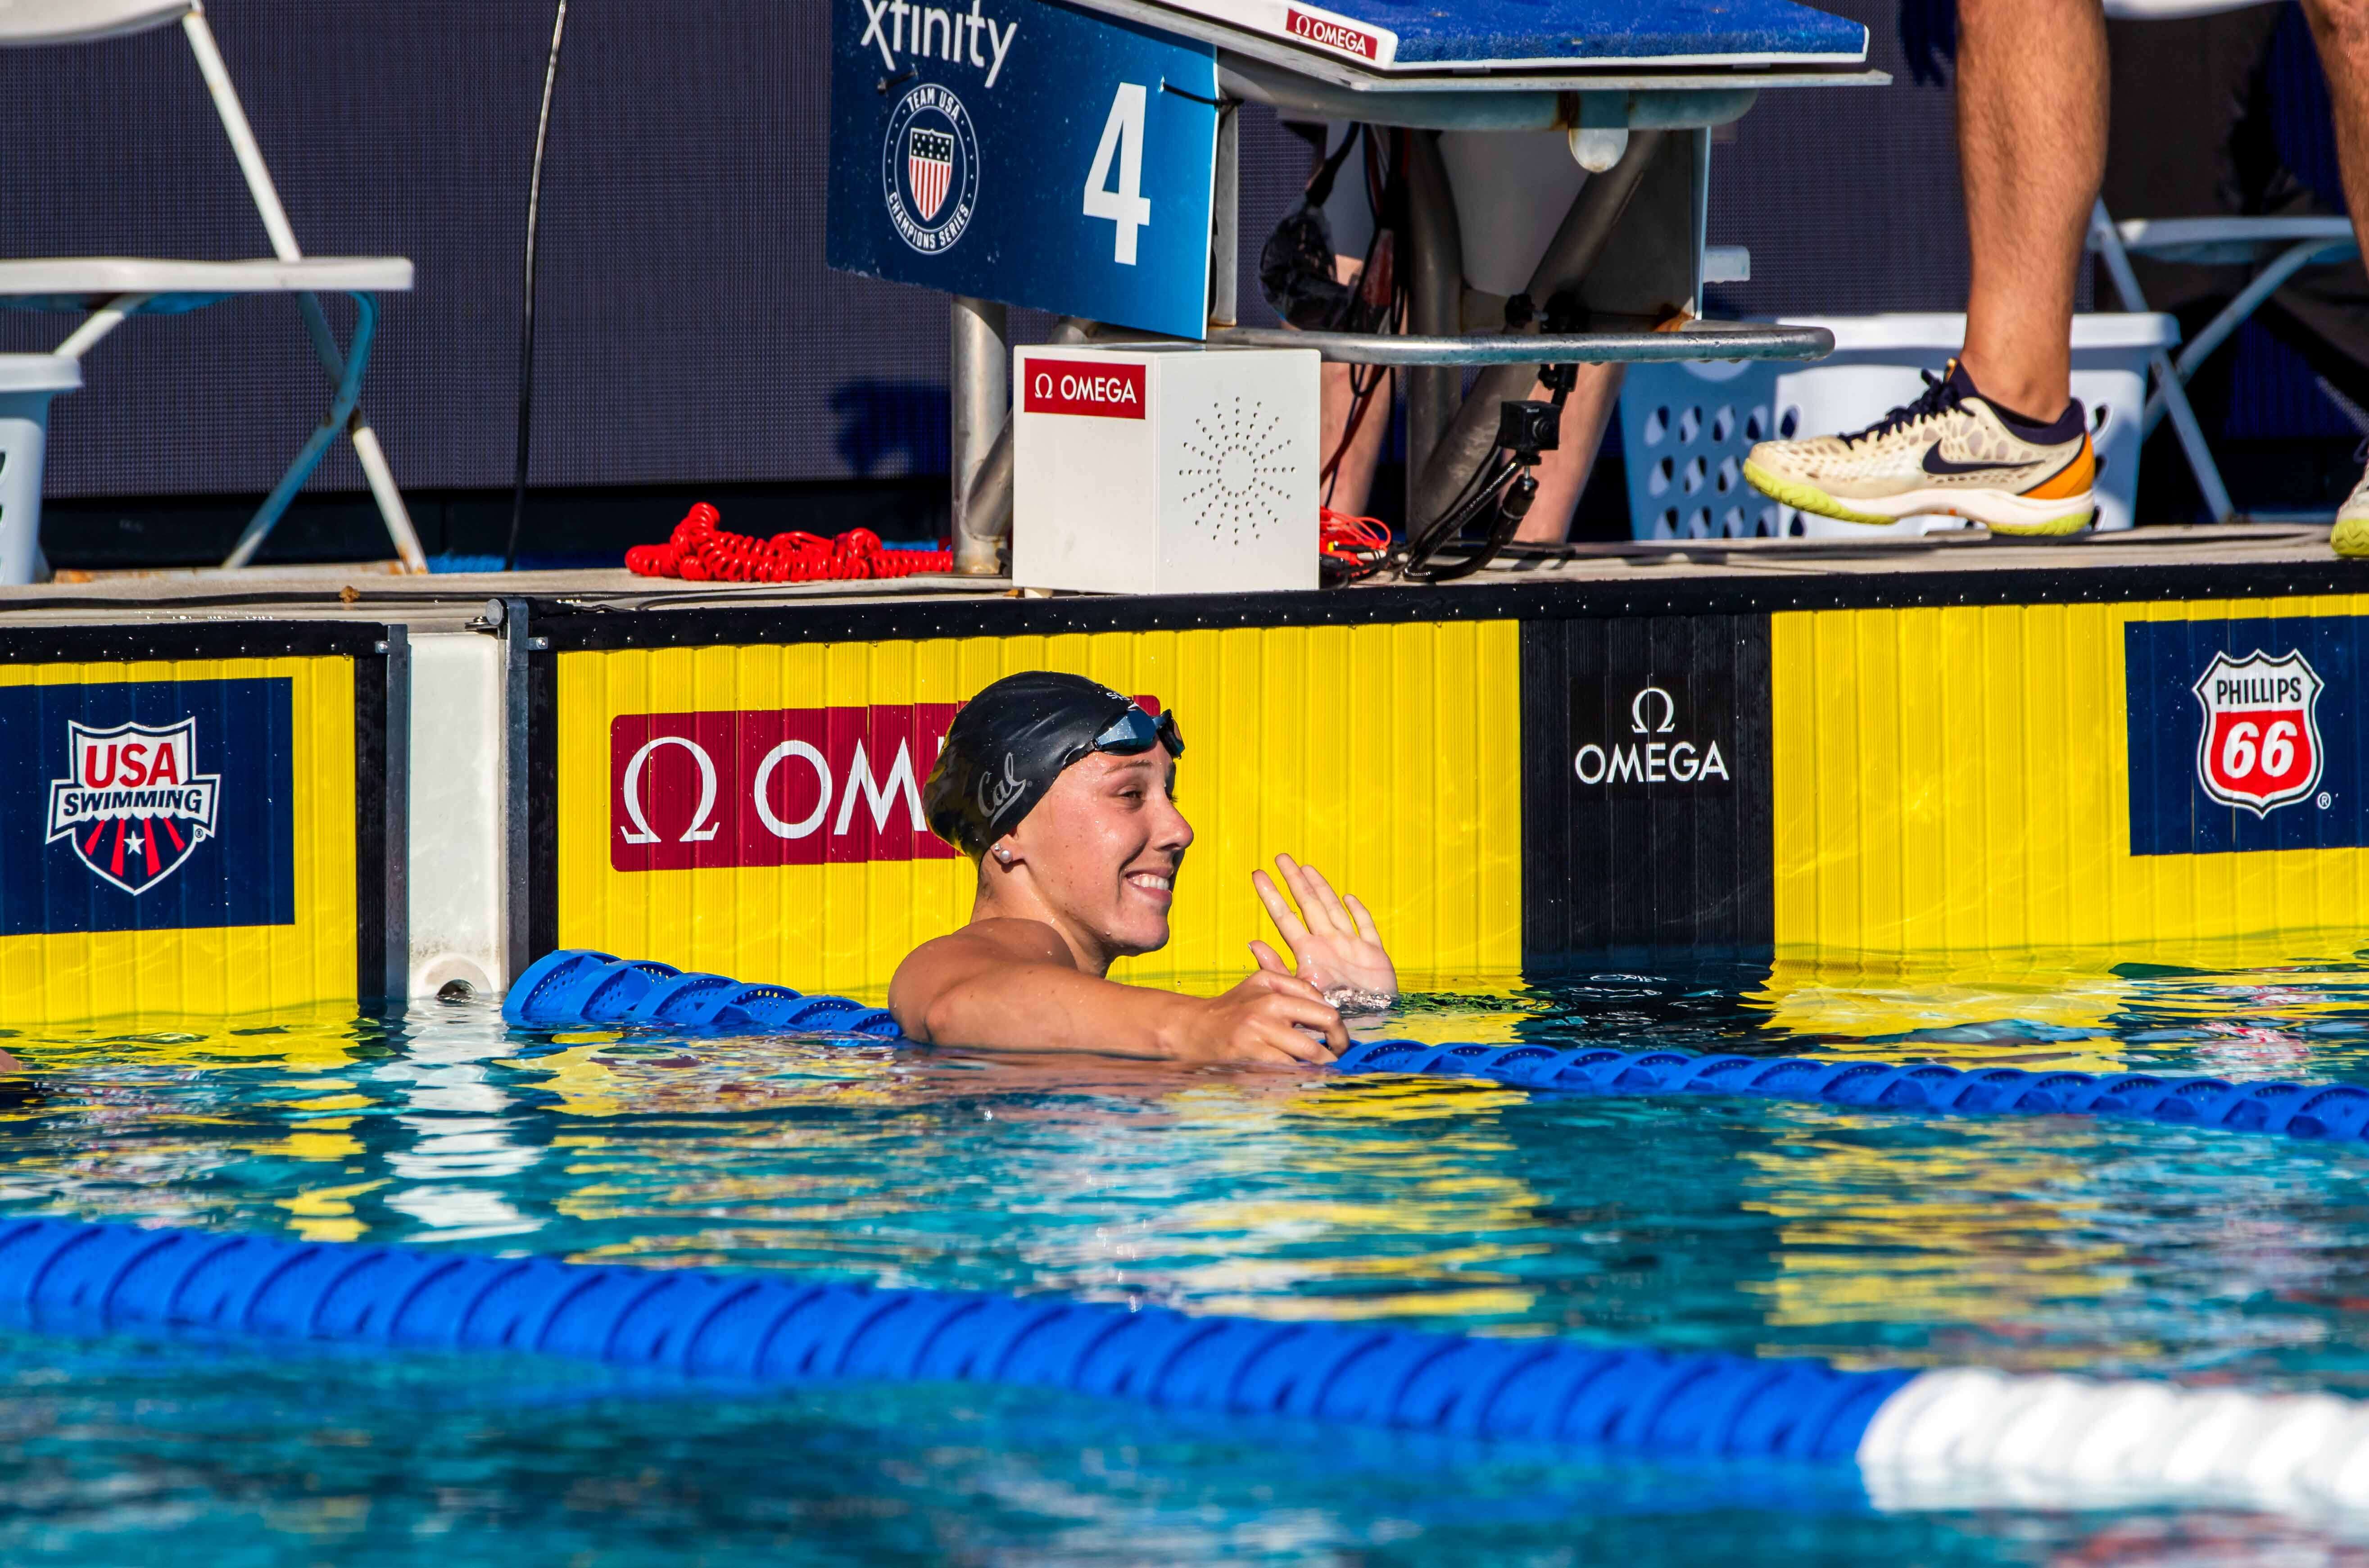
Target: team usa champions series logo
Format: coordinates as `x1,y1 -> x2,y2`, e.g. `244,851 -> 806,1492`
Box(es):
44,717 -> 222,895
2192,649 -> 2325,816
882,82 -> 978,254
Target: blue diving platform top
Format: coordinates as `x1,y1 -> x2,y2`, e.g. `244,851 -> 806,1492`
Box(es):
1106,0 -> 1870,73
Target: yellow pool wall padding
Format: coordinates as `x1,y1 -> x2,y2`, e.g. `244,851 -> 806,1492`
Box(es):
554,621 -> 1524,997
1771,596 -> 2369,958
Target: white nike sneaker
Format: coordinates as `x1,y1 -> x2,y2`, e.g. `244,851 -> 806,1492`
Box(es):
1744,360 -> 2097,537
2332,463 -> 2369,557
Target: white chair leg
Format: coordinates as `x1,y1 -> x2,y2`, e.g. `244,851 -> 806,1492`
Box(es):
2089,201 -> 2149,312
2089,201 -> 2237,524
2143,237 -> 2360,436
2150,349 -> 2237,523
183,8 -> 303,264
189,7 -> 426,571
52,293 -> 149,361
288,293 -> 424,571
348,419 -> 426,572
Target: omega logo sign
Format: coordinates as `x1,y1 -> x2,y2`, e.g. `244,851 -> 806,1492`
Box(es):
609,702 -> 960,870
1282,7 -> 1381,58
1023,358 -> 1147,420
608,689 -> 1159,870
1568,674 -> 1735,796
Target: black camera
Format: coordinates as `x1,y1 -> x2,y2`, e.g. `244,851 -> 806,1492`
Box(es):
1495,399 -> 1561,460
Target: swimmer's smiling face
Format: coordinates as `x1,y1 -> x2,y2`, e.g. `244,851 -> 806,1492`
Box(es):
1004,748 -> 1191,960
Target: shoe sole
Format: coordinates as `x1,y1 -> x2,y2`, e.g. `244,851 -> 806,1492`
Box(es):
1742,461 -> 2096,538
2335,517 -> 2369,558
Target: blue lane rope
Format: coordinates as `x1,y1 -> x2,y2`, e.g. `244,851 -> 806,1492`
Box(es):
1331,1038 -> 2369,1140
0,1218 -> 1909,1461
503,951 -> 2369,1147
502,949 -> 901,1036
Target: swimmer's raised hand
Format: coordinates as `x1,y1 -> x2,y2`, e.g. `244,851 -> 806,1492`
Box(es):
1162,968 -> 1346,1065
1249,854 -> 1398,1005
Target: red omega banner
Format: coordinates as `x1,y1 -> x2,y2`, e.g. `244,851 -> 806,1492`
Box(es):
1022,359 -> 1147,418
1283,8 -> 1381,58
611,703 -> 960,870
609,693 -> 1162,870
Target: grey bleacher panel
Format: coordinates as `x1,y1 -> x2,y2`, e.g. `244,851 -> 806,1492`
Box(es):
1704,0 -> 1974,318
0,0 -> 1950,500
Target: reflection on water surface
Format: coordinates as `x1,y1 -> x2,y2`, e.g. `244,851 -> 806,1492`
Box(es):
5,946 -> 2369,1561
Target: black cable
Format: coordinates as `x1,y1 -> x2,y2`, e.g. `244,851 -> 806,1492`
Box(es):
1400,370 -> 1576,580
1405,470 -> 1538,583
504,0 -> 571,572
1399,457 -> 1519,579
1404,447 -> 1511,558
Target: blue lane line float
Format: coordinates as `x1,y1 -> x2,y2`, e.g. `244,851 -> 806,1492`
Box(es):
0,1218 -> 1897,1459
503,951 -> 2369,1148
1330,1038 -> 2369,1142
503,949 -> 899,1035
3,1217 -> 2364,1516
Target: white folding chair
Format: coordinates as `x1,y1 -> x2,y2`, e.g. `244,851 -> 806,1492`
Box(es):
2088,205 -> 2358,522
2087,0 -> 2364,522
0,0 -> 424,573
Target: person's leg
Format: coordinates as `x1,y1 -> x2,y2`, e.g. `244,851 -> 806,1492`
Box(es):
1956,0 -> 2110,420
1324,358 -> 1623,540
1514,364 -> 1623,544
1741,0 -> 2108,538
2301,0 -> 2369,238
2293,0 -> 2369,550
1318,359 -> 1394,517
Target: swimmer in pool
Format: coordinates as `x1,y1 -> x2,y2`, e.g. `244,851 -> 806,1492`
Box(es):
889,671 -> 1397,1064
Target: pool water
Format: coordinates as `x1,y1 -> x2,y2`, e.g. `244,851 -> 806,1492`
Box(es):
7,950 -> 2369,1563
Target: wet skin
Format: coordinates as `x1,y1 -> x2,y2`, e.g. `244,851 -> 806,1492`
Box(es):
888,751 -> 1396,1066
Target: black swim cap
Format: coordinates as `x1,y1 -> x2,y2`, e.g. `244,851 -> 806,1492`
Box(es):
922,672 -> 1179,858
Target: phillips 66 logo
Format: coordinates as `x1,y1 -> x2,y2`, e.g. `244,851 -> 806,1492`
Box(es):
2192,649 -> 2324,816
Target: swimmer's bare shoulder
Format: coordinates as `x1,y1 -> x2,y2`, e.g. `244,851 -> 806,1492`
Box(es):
888,918 -> 1077,1044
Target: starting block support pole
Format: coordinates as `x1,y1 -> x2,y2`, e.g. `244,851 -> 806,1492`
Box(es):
1404,129 -> 1464,522
951,294 -> 1010,576
1210,100 -> 1240,328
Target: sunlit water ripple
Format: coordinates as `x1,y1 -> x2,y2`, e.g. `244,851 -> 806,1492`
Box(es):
5,948 -> 2369,1562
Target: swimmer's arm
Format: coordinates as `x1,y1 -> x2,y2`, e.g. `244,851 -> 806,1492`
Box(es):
888,919 -> 1343,1064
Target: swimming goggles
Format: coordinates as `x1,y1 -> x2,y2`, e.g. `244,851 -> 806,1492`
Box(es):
1092,703 -> 1185,758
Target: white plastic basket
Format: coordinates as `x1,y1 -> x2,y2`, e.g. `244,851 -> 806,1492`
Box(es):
1618,313 -> 2180,539
0,354 -> 81,584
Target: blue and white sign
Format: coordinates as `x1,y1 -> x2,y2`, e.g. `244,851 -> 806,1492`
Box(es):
829,0 -> 1219,340
2125,615 -> 2369,856
0,678 -> 295,936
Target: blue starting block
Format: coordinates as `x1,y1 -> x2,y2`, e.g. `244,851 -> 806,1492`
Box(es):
1083,0 -> 1869,76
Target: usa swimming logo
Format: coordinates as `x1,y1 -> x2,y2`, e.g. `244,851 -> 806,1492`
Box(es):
0,677 -> 293,936
2124,617 -> 2368,856
45,717 -> 222,895
882,83 -> 978,254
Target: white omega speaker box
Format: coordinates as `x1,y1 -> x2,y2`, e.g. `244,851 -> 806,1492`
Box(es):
1011,344 -> 1320,595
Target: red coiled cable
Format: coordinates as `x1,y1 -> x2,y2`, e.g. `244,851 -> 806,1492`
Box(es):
1319,506 -> 1391,582
625,505 -> 954,584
